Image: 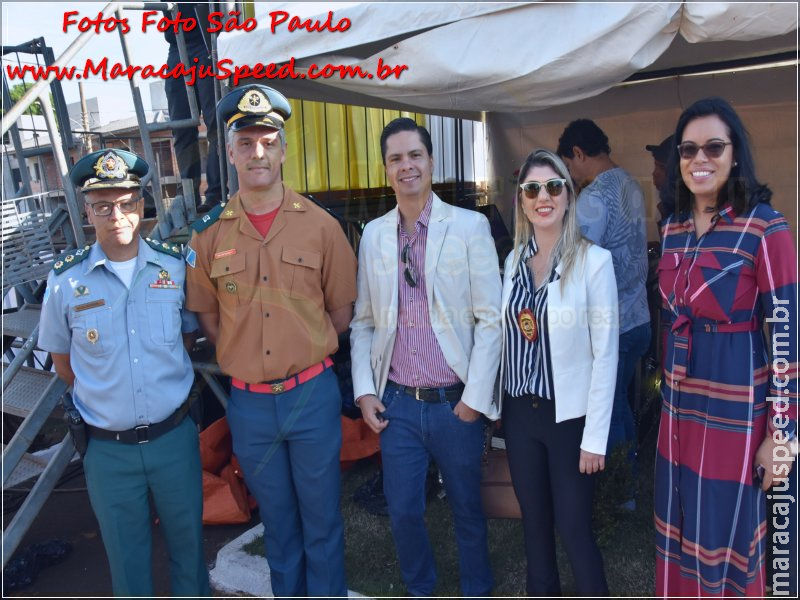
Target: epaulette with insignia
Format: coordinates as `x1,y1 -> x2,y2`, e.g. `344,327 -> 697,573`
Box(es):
144,237 -> 182,258
190,202 -> 226,235
53,245 -> 92,274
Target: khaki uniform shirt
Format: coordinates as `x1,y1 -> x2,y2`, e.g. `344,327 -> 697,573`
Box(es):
185,187 -> 357,383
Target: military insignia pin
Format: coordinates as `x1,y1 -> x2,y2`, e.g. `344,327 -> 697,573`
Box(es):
225,281 -> 237,294
224,209 -> 234,217
54,261 -> 64,269
86,328 -> 99,344
93,151 -> 129,180
292,202 -> 302,209
159,270 -> 169,280
238,89 -> 271,114
74,285 -> 89,297
65,255 -> 74,263
517,308 -> 538,342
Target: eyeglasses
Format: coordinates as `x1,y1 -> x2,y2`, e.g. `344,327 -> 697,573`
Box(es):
519,178 -> 566,199
87,198 -> 141,217
677,141 -> 732,160
401,243 -> 417,288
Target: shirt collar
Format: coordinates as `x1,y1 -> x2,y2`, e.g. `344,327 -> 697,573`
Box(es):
397,192 -> 433,235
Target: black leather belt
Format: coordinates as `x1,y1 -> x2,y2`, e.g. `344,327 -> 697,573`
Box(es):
511,393 -> 550,408
389,381 -> 465,403
86,400 -> 190,444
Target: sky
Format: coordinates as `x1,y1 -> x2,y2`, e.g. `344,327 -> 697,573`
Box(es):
2,2 -> 172,125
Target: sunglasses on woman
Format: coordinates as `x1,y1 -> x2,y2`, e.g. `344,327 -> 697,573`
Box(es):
677,140 -> 732,160
519,178 -> 566,199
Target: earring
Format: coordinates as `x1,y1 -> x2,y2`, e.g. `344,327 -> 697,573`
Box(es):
734,161 -> 738,166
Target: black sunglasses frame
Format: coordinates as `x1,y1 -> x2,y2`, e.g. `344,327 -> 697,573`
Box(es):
676,141 -> 733,160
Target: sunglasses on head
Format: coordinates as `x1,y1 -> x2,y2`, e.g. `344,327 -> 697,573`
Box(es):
401,243 -> 417,288
677,140 -> 732,160
519,178 -> 566,199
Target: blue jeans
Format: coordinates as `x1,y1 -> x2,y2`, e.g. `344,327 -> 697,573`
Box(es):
606,322 -> 651,459
227,369 -> 347,597
379,381 -> 493,597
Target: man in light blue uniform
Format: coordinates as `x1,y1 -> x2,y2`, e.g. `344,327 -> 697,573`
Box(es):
38,149 -> 210,597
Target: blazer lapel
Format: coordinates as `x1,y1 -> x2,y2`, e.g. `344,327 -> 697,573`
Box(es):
379,210 -> 399,326
425,194 -> 449,308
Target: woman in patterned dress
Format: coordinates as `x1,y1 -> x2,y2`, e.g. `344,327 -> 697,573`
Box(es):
655,97 -> 797,596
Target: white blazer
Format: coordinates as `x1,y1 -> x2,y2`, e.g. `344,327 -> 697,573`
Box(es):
498,243 -> 619,454
350,193 -> 502,418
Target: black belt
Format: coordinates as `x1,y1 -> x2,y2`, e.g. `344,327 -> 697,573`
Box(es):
86,400 -> 191,444
510,393 -> 550,408
389,381 -> 465,403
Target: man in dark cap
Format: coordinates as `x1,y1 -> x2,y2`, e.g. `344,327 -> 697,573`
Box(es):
185,85 -> 357,597
646,135 -> 674,224
38,149 -> 209,596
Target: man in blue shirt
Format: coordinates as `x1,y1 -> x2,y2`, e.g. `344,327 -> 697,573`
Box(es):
558,120 -> 651,508
38,149 -> 210,596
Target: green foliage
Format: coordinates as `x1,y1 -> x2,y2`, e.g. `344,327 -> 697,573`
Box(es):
4,83 -> 53,116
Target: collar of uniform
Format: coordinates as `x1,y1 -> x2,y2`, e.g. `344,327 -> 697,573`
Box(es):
84,237 -> 161,274
138,237 -> 167,269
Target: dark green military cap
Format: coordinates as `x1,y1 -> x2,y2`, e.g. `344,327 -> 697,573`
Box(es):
217,85 -> 292,131
69,148 -> 149,192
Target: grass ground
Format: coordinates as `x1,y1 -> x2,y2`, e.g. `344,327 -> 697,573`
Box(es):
244,388 -> 661,597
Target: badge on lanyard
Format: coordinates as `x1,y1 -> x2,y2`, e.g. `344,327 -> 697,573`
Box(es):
517,308 -> 538,342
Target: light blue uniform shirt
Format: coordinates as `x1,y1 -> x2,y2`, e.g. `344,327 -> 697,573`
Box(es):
576,167 -> 650,334
38,238 -> 198,430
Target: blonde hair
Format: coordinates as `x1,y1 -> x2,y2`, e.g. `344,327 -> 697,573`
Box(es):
512,148 -> 589,287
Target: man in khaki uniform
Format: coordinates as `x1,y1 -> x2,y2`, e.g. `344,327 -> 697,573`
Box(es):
185,84 -> 357,597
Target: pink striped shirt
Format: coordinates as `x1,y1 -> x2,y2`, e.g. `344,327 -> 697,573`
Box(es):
388,194 -> 461,388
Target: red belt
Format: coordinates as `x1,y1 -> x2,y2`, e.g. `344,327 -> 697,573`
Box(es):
232,357 -> 334,394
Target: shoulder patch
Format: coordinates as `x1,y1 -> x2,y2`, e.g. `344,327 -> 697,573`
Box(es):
190,202 -> 226,235
53,245 -> 92,274
144,237 -> 182,258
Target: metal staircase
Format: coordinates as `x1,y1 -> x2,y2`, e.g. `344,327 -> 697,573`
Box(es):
2,193 -> 77,565
1,1 -> 235,567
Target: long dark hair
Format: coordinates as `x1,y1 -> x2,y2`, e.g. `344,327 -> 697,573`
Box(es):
660,97 -> 771,219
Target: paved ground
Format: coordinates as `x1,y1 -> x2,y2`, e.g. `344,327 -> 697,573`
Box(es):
3,466 -> 258,597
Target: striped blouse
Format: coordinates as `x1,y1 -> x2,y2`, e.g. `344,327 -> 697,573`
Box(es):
502,238 -> 559,400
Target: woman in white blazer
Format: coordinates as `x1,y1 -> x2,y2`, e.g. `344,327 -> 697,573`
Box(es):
498,149 -> 618,596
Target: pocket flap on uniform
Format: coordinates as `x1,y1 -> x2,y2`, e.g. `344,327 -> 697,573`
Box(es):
210,253 -> 245,278
281,246 -> 321,269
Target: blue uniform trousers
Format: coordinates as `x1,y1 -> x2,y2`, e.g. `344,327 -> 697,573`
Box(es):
83,417 -> 210,597
227,369 -> 347,597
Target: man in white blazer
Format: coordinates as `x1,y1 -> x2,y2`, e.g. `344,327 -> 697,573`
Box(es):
351,118 -> 501,596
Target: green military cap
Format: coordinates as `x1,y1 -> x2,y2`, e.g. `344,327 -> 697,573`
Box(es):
216,84 -> 292,132
69,148 -> 149,192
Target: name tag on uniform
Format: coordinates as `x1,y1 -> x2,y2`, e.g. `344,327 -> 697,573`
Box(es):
73,299 -> 105,312
214,248 -> 237,259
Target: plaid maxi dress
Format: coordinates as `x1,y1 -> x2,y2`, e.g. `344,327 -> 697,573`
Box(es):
655,202 -> 798,596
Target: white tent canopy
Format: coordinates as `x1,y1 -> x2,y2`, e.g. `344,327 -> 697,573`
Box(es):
218,2 -> 798,240
218,1 -> 797,116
